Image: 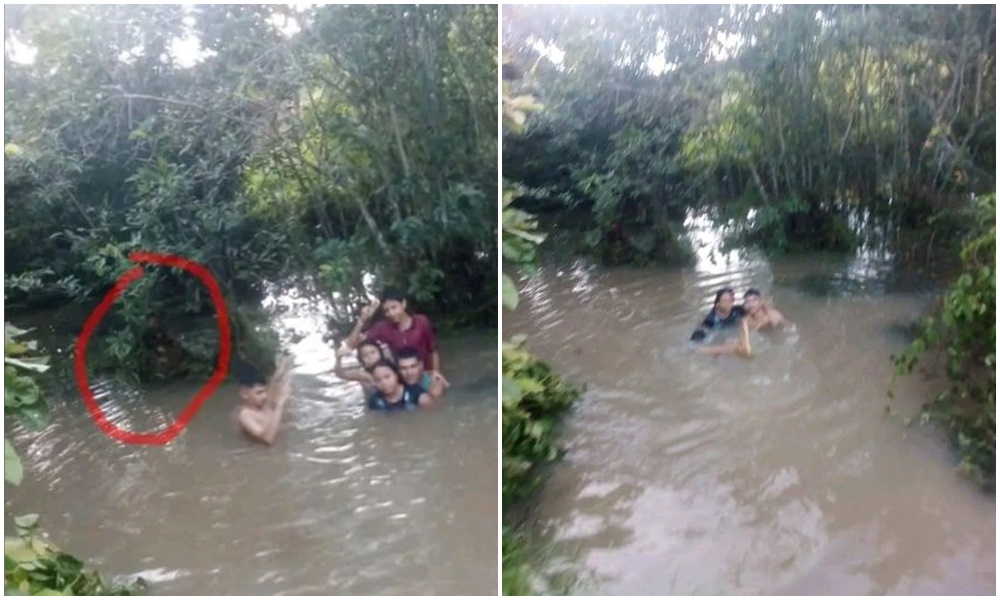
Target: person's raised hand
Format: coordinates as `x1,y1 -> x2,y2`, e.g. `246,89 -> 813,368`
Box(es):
359,301 -> 379,323
430,370 -> 450,388
336,345 -> 354,359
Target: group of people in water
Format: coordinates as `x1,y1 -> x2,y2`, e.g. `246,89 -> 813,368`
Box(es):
234,287 -> 447,444
689,287 -> 786,357
231,284 -> 780,444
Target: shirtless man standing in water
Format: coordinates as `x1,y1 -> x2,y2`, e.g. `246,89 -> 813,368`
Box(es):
235,355 -> 294,445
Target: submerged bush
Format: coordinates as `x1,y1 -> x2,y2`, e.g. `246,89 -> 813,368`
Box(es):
893,194 -> 996,488
502,337 -> 580,507
5,516 -> 145,596
501,528 -> 535,596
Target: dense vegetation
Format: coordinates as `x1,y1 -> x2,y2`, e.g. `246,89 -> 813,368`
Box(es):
893,194 -> 996,488
501,66 -> 580,595
503,5 -> 995,487
503,5 -> 994,261
4,4 -> 498,379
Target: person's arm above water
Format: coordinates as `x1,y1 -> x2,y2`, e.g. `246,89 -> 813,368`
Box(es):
417,391 -> 433,408
695,321 -> 752,358
239,356 -> 294,445
345,302 -> 380,349
418,314 -> 442,373
332,345 -> 374,385
427,370 -> 449,399
266,355 -> 293,410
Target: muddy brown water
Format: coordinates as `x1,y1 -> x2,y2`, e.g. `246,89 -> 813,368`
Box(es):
504,230 -> 995,595
5,292 -> 498,595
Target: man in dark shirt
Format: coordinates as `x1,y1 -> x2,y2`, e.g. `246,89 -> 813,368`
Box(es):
346,287 -> 442,375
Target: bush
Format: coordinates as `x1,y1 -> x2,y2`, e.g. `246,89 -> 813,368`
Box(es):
5,322 -> 145,595
893,194 -> 996,487
502,337 -> 580,508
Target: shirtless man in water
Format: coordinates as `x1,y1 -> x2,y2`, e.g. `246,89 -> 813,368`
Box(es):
235,355 -> 294,445
742,288 -> 785,332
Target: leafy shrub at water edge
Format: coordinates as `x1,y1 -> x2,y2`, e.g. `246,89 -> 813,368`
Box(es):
502,337 -> 580,507
893,194 -> 996,488
5,323 -> 144,595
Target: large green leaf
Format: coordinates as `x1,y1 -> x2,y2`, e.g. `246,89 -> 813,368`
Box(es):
14,514 -> 40,533
4,541 -> 38,565
17,404 -> 50,431
4,356 -> 50,373
502,273 -> 519,310
5,438 -> 23,486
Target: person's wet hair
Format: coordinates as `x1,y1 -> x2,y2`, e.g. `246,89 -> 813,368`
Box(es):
745,288 -> 761,299
380,287 -> 407,303
714,287 -> 736,306
357,339 -> 385,363
236,363 -> 266,388
370,359 -> 403,381
396,346 -> 420,362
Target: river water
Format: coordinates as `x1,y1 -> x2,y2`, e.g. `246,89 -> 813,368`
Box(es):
504,223 -> 995,595
5,291 -> 498,595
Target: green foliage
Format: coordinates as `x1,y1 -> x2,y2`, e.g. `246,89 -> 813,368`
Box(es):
5,516 -> 144,596
503,5 -> 996,258
502,79 -> 547,311
259,5 -> 499,327
5,5 -> 498,381
502,66 -> 580,592
4,323 -> 51,485
892,194 -> 996,487
502,187 -> 545,310
502,338 -> 580,507
501,528 -> 535,596
4,323 -> 143,595
502,79 -> 576,507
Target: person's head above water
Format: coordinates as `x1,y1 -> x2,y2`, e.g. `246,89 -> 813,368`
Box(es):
380,287 -> 409,324
713,287 -> 737,316
370,359 -> 404,396
744,288 -> 763,315
396,346 -> 424,385
237,365 -> 268,408
356,339 -> 386,370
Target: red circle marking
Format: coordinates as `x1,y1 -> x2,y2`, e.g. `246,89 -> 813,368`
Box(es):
73,251 -> 232,445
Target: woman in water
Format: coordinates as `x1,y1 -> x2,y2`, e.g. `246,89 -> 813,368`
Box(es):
689,286 -> 753,358
689,287 -> 746,342
367,359 -> 433,411
333,339 -> 387,394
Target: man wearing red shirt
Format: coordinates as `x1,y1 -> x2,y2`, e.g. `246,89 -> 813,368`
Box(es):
346,288 -> 442,375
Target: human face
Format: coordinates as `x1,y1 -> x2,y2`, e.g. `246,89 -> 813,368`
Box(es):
358,344 -> 382,368
398,356 -> 423,386
716,291 -> 735,315
744,294 -> 762,315
382,299 -> 408,323
373,364 -> 401,395
240,384 -> 268,408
